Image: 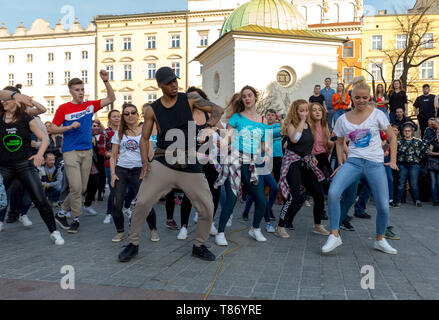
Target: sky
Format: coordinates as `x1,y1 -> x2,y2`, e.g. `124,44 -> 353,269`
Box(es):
0,0 -> 418,33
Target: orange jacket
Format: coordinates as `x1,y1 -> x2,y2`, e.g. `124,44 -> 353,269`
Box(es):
332,93 -> 350,111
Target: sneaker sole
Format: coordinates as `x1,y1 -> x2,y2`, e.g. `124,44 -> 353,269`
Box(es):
321,241 -> 342,254
119,254 -> 137,262
384,236 -> 400,240
151,238 -> 160,242
274,232 -> 290,239
112,238 -> 124,243
313,231 -> 330,236
374,246 -> 398,254
55,218 -> 70,230
192,253 -> 215,261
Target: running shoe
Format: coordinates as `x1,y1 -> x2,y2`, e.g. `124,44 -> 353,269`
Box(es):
340,220 -> 355,231
192,245 -> 215,261
384,227 -> 400,240
55,214 -> 70,230
68,220 -> 80,234
166,220 -> 179,230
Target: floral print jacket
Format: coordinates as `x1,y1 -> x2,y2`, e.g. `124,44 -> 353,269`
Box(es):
397,138 -> 429,164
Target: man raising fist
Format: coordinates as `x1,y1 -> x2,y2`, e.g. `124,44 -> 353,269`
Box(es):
50,70 -> 115,234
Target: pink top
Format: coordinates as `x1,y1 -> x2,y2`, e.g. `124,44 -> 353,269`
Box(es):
312,125 -> 327,155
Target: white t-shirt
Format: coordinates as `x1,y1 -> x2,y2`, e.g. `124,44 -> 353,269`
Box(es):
333,108 -> 389,163
111,133 -> 142,168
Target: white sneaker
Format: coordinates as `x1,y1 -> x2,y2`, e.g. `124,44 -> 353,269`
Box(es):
321,234 -> 342,253
122,207 -> 132,219
0,222 -> 4,232
249,228 -> 267,242
374,238 -> 398,255
215,232 -> 228,246
177,226 -> 188,240
19,215 -> 33,227
265,222 -> 275,233
84,206 -> 97,216
50,231 -> 65,245
210,222 -> 218,236
103,214 -> 112,224
193,211 -> 198,223
226,214 -> 233,227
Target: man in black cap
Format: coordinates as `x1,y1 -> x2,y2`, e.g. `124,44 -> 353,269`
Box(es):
118,67 -> 224,262
414,84 -> 436,137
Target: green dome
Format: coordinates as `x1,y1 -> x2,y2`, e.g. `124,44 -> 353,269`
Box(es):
220,0 -> 307,37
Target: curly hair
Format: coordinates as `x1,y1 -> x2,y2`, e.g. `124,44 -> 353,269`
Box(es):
282,99 -> 309,135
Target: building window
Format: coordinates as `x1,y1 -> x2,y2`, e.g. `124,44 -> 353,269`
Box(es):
48,72 -> 54,85
82,70 -> 88,84
369,63 -> 384,80
394,62 -> 403,79
171,35 -> 180,48
396,34 -> 407,50
123,95 -> 132,104
65,52 -> 71,61
27,54 -> 33,63
343,68 -> 354,85
147,93 -> 157,103
106,65 -> 114,81
147,63 -> 156,79
8,55 -> 14,64
8,74 -> 14,86
124,65 -> 132,80
82,51 -> 88,59
123,38 -> 132,50
371,35 -> 383,50
48,53 -> 54,61
422,33 -> 434,49
199,34 -> 208,47
65,71 -> 71,84
343,41 -> 354,58
27,73 -> 33,86
105,39 -> 114,51
171,62 -> 180,77
147,36 -> 156,49
421,61 -> 434,79
47,99 -> 55,115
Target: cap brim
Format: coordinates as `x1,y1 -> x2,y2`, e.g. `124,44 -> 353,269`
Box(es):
161,75 -> 179,85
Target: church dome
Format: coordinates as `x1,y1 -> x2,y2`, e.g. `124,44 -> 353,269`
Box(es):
220,0 -> 307,37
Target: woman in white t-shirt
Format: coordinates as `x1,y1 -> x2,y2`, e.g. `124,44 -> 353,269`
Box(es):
322,76 -> 399,255
110,104 -> 159,243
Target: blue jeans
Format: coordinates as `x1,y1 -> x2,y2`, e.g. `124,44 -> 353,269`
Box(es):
243,173 -> 278,222
430,170 -> 439,202
327,109 -> 335,131
354,179 -> 371,215
220,184 -> 226,210
384,156 -> 394,201
340,180 -> 360,226
45,188 -> 61,202
396,164 -> 420,202
328,158 -> 389,235
218,164 -> 266,233
333,109 -> 346,126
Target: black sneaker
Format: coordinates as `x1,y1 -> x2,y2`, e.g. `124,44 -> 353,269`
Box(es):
55,214 -> 70,230
192,245 -> 215,261
345,215 -> 353,223
340,221 -> 355,231
6,216 -> 18,224
321,213 -> 329,220
354,212 -> 371,219
118,243 -> 139,262
285,221 -> 294,230
68,220 -> 80,233
393,202 -> 401,208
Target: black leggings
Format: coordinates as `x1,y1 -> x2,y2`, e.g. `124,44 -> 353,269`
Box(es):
0,161 -> 56,233
180,163 -> 220,228
84,173 -> 98,207
273,157 -> 283,183
278,161 -> 325,227
315,153 -> 332,194
165,189 -> 187,221
112,166 -> 156,233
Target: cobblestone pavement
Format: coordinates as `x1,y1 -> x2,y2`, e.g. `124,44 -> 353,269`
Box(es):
0,193 -> 438,300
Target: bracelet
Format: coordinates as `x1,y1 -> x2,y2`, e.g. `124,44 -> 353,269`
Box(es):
103,80 -> 109,83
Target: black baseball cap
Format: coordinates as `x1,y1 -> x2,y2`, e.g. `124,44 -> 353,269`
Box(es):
156,67 -> 179,84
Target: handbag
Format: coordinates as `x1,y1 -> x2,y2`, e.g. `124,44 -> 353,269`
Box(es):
427,157 -> 439,172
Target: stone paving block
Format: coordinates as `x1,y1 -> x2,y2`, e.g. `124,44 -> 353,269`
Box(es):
345,290 -> 372,300
251,291 -> 275,300
274,289 -> 298,300
253,283 -> 277,293
227,286 -> 253,298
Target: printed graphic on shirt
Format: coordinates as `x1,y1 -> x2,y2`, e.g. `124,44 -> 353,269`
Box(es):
122,139 -> 140,152
65,105 -> 94,121
349,129 -> 372,148
3,128 -> 22,153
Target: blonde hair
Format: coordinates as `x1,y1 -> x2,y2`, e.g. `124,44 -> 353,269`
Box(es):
282,99 -> 309,135
309,102 -> 330,152
352,76 -> 371,95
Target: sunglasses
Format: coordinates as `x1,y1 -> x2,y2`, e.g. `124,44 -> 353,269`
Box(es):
123,111 -> 137,116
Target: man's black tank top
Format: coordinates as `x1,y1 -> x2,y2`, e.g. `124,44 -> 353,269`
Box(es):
151,93 -> 202,173
287,125 -> 314,158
